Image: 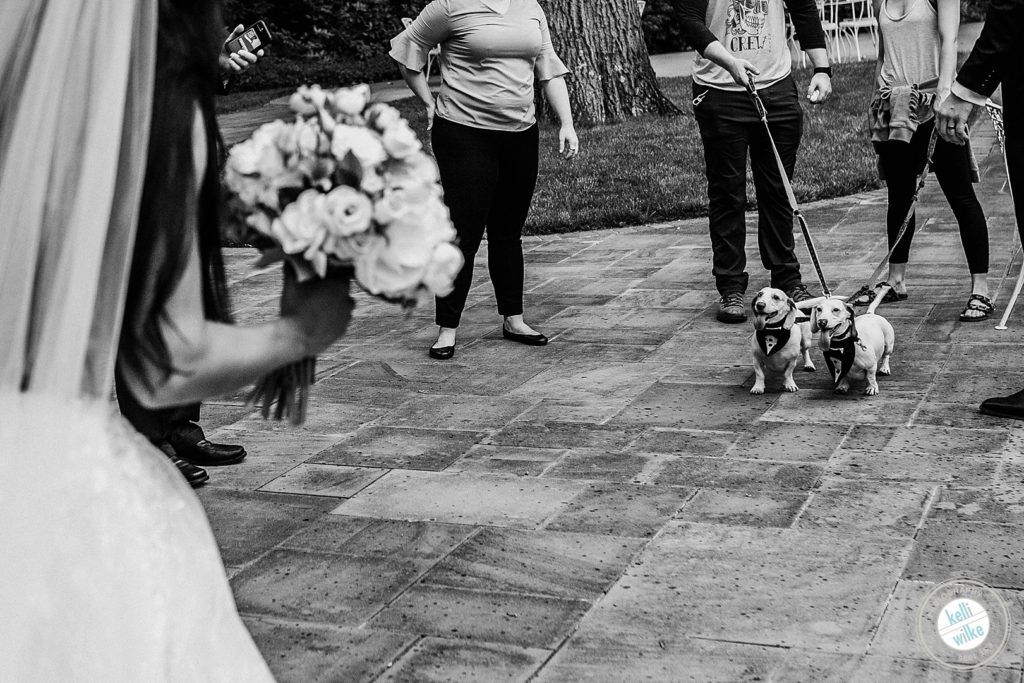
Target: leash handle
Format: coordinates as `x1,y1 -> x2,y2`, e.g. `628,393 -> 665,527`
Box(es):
745,82 -> 831,297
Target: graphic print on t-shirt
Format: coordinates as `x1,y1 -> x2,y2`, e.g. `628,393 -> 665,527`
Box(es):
726,0 -> 771,52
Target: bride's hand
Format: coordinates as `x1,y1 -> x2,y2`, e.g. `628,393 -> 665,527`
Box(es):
280,267 -> 355,355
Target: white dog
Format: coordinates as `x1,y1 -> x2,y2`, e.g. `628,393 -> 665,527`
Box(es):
749,287 -> 815,394
798,294 -> 895,396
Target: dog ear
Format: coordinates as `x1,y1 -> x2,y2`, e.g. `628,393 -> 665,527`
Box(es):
846,303 -> 858,337
782,298 -> 798,330
794,296 -> 824,311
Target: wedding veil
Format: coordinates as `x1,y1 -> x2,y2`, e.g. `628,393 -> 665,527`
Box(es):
0,0 -> 156,398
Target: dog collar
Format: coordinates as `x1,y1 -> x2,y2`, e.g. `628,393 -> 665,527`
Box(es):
756,325 -> 792,356
822,330 -> 857,382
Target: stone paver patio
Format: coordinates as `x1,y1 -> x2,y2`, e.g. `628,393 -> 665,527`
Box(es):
201,108 -> 1024,680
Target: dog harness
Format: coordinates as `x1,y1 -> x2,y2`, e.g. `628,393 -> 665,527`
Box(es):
755,320 -> 792,357
822,328 -> 858,382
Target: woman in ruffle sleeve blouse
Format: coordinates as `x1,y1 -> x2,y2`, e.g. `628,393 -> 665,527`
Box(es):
390,0 -> 579,360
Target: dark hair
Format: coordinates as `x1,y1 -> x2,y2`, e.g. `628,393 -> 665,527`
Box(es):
118,0 -> 232,387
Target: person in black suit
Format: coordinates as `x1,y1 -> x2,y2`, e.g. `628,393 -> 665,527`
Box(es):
936,0 -> 1024,418
116,24 -> 266,487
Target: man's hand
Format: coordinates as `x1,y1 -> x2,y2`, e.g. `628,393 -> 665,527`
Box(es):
935,92 -> 974,145
220,24 -> 264,77
806,73 -> 832,103
726,57 -> 759,88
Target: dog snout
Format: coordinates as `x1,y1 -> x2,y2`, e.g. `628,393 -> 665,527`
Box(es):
755,301 -> 767,312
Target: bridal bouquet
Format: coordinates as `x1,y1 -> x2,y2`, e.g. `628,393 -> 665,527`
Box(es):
223,83 -> 463,423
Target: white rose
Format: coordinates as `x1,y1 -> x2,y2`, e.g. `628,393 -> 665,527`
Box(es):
365,102 -> 403,131
331,124 -> 388,170
360,170 -> 385,196
381,121 -> 422,159
289,84 -> 328,115
323,185 -> 374,238
384,151 -> 440,191
354,237 -> 425,297
332,84 -> 371,117
271,190 -> 331,275
422,242 -> 464,296
226,138 -> 264,176
373,185 -> 434,225
294,119 -> 321,157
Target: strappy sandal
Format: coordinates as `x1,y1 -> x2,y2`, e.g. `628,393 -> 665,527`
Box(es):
959,293 -> 994,322
851,282 -> 906,306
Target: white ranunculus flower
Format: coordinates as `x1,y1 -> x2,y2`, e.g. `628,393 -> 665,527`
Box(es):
226,138 -> 264,176
294,119 -> 321,157
384,151 -> 440,191
331,124 -> 388,170
373,185 -> 434,225
323,185 -> 374,238
333,84 -> 371,117
422,242 -> 464,296
360,170 -> 385,196
381,121 -> 422,159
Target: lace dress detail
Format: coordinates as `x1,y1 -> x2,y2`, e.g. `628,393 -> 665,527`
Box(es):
0,392 -> 274,681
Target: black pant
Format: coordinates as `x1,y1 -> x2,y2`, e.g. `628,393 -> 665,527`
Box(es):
875,118 -> 989,271
693,76 -> 804,296
430,117 -> 539,328
115,370 -> 203,446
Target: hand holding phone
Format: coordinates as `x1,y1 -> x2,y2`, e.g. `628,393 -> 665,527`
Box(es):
222,21 -> 272,74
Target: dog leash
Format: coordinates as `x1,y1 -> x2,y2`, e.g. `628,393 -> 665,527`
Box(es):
849,126 -> 940,305
745,80 -> 832,297
985,101 -> 1024,330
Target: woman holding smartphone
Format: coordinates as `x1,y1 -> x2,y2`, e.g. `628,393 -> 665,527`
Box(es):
853,0 -> 992,321
390,0 -> 579,360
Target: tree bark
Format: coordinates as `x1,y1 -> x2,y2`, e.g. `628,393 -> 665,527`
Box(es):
538,0 -> 681,125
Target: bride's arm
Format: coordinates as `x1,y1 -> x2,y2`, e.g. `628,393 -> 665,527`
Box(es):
122,109 -> 353,409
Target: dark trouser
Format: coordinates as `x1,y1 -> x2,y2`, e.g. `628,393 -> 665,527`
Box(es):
115,370 -> 203,445
430,116 -> 539,328
693,76 -> 804,296
875,118 -> 989,271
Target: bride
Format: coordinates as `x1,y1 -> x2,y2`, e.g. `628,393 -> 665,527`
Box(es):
0,1 -> 353,679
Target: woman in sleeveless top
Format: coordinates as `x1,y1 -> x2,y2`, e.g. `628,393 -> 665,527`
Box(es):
855,0 -> 993,321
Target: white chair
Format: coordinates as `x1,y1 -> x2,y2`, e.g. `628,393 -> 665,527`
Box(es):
836,0 -> 878,61
401,17 -> 441,80
818,0 -> 846,63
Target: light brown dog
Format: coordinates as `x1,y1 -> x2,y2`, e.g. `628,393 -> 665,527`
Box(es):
749,287 -> 815,394
799,295 -> 895,395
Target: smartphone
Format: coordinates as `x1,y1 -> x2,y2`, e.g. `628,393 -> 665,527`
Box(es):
226,20 -> 272,54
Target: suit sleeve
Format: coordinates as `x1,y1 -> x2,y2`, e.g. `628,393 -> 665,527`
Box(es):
680,0 -> 718,55
955,0 -> 1024,98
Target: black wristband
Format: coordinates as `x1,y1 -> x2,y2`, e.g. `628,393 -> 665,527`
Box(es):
814,66 -> 833,77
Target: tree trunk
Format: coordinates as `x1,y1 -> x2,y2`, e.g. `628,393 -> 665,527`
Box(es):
538,0 -> 681,126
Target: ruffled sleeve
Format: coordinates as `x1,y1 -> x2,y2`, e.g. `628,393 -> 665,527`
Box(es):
389,0 -> 451,72
534,7 -> 570,82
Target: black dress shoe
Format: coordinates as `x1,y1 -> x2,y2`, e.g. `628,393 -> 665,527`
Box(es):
979,389 -> 1024,420
502,326 -> 548,346
157,442 -> 209,488
173,439 -> 247,466
429,344 -> 455,360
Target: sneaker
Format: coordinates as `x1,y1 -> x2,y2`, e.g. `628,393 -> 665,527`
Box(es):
716,291 -> 747,323
785,283 -> 813,304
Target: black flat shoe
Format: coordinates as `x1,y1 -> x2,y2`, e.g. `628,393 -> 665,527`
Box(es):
502,326 -> 548,346
157,442 -> 209,488
173,439 -> 247,467
429,344 -> 455,360
979,389 -> 1024,420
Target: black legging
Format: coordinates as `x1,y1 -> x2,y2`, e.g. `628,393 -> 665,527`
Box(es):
430,117 -> 539,329
875,118 -> 989,272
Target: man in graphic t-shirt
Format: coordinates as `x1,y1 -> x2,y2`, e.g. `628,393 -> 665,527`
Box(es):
681,0 -> 833,323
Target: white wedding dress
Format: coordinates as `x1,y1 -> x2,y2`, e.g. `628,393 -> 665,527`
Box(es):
0,2 -> 273,680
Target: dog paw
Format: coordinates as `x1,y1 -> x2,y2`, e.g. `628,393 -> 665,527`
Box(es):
834,383 -> 849,394
802,363 -> 816,373
864,385 -> 879,396
750,385 -> 766,395
879,366 -> 891,376
783,383 -> 799,392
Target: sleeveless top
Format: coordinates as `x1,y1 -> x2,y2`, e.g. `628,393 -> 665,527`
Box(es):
877,0 -> 940,88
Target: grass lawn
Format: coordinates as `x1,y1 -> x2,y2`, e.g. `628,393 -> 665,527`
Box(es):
389,61 -> 881,235
216,87 -> 293,115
